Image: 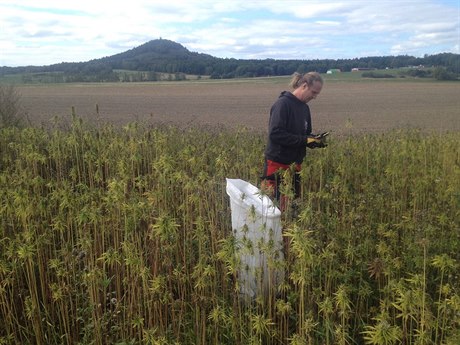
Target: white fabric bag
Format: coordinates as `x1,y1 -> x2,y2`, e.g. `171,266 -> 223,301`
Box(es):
226,178 -> 284,299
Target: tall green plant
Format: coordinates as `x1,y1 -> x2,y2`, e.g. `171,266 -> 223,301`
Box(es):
0,121 -> 459,344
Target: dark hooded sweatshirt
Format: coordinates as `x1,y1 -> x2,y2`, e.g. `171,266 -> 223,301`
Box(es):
264,91 -> 312,165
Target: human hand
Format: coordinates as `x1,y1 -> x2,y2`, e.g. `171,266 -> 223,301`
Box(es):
306,132 -> 329,148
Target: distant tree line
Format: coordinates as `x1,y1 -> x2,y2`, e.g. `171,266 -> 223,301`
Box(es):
1,39 -> 458,82
362,65 -> 458,81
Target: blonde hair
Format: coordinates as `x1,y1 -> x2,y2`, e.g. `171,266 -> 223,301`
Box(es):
289,72 -> 323,89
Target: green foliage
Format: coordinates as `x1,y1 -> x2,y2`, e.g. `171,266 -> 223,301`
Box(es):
362,72 -> 396,79
404,69 -> 431,78
0,84 -> 26,127
0,120 -> 459,344
433,67 -> 458,81
361,69 -> 441,80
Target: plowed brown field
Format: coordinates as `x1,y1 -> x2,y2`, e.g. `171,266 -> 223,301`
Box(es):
17,78 -> 460,134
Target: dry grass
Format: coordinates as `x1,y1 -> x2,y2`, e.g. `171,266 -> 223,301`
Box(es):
16,78 -> 460,133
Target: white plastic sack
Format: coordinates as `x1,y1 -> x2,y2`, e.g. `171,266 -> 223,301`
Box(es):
226,178 -> 284,299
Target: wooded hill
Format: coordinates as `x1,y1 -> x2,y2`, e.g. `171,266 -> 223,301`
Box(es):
1,38 -> 459,82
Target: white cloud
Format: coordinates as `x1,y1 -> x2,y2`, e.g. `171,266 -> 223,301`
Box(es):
0,0 -> 458,66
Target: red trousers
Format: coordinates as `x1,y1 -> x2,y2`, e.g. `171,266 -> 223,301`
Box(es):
261,159 -> 301,212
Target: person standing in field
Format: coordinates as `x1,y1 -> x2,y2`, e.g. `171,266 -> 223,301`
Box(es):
261,71 -> 328,212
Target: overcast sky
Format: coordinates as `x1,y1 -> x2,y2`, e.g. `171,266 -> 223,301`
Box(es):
1,0 -> 459,67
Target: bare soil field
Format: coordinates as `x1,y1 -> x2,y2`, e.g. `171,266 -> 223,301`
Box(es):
17,78 -> 460,134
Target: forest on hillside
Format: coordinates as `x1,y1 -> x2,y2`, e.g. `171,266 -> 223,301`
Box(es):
1,39 -> 459,83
